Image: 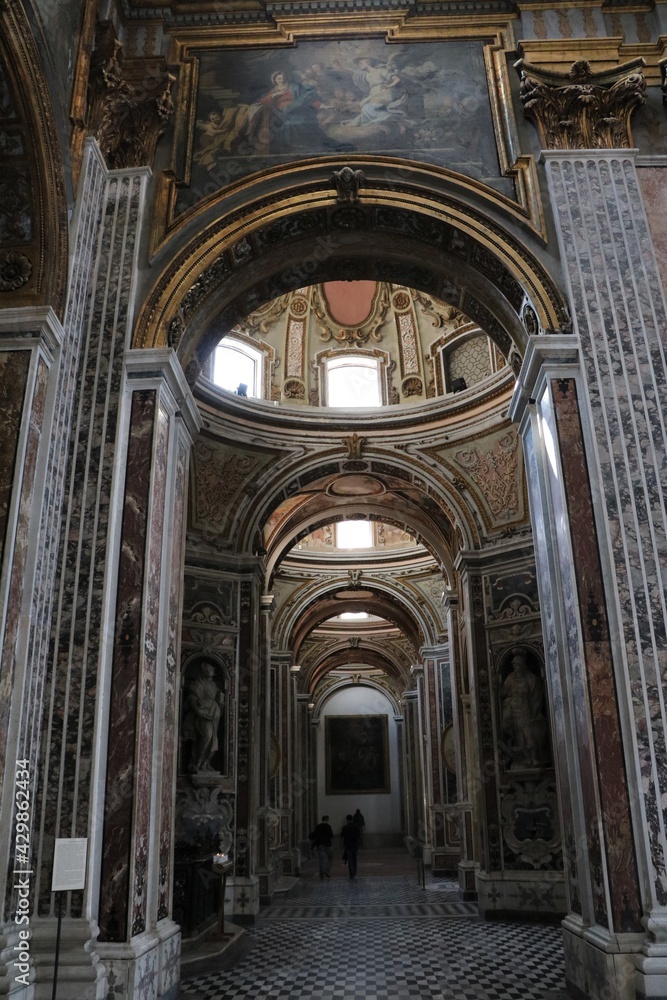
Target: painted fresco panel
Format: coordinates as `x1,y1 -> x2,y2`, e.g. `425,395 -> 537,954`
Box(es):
176,39 -> 511,216
326,714 -> 390,794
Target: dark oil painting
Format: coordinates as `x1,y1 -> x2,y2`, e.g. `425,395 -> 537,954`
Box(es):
326,714 -> 390,794
175,38 -> 512,215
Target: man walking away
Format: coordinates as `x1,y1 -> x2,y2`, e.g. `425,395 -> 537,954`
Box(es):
311,815 -> 334,879
341,813 -> 360,879
353,808 -> 365,848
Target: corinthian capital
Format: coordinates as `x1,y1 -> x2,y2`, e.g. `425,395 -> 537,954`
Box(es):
515,57 -> 646,151
87,21 -> 175,170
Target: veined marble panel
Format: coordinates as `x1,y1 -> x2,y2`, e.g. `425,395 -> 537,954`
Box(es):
131,403 -> 170,938
523,419 -> 581,913
158,438 -> 188,922
545,150 -> 667,912
552,377 -> 642,932
99,389 -> 157,943
538,384 -> 607,927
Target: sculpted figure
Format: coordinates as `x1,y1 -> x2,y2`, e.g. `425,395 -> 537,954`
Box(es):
501,647 -> 546,767
183,661 -> 225,774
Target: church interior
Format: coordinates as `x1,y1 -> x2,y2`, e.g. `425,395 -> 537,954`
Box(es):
1,0 -> 667,997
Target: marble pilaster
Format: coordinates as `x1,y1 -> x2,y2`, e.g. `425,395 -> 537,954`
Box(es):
96,351 -> 199,999
534,147 -> 667,998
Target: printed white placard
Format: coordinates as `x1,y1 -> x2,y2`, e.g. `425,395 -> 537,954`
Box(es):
51,838 -> 87,891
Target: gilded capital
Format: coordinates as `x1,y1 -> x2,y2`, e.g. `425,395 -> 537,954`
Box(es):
515,57 -> 646,151
87,21 -> 175,170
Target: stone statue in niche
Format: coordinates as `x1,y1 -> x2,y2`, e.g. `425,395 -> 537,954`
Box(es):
500,647 -> 547,768
182,660 -> 225,774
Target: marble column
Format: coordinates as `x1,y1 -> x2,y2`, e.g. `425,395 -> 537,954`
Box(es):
402,684 -> 424,844
270,654 -> 299,877
514,56 -> 667,1000
444,592 -> 479,898
294,690 -> 313,852
226,573 -> 262,923
419,644 -> 461,875
256,595 -> 274,904
95,351 -> 199,998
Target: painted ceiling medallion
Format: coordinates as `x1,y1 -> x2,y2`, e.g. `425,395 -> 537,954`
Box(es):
314,282 -> 390,345
327,475 -> 385,497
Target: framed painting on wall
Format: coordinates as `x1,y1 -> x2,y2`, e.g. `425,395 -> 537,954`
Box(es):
326,714 -> 390,794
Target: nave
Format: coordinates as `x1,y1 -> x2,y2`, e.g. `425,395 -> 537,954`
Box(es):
181,850 -> 568,1000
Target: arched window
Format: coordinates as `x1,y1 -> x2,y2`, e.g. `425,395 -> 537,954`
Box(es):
212,337 -> 264,398
326,355 -> 382,407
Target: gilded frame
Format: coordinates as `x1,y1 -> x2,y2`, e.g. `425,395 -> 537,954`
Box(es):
151,12 -> 542,254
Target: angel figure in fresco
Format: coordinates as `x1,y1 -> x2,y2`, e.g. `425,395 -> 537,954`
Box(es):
183,660 -> 225,773
343,56 -> 408,129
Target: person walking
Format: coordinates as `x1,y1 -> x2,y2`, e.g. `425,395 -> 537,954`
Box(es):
352,808 -> 365,848
341,813 -> 361,879
310,815 -> 334,879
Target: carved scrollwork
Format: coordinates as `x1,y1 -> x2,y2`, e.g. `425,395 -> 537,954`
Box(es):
515,57 -> 646,150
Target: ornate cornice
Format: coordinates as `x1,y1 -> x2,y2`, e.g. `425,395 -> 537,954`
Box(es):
87,21 -> 175,170
515,57 -> 646,151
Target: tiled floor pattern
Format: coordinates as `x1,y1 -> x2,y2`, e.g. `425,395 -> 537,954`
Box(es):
181,865 -> 568,999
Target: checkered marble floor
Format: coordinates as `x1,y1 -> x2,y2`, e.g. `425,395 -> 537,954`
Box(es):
181,868 -> 568,1000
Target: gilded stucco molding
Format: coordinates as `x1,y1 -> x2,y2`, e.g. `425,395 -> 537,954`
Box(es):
515,56 -> 646,150
133,185 -> 568,380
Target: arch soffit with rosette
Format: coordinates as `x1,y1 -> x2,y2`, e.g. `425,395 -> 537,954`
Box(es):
305,646 -> 412,695
132,171 -> 570,382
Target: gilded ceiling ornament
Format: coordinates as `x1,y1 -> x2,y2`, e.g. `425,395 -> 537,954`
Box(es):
0,251 -> 31,291
515,57 -> 646,150
330,166 -> 365,204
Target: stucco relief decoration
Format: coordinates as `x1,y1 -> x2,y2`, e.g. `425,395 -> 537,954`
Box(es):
516,57 -> 646,150
398,313 -> 420,375
284,378 -> 305,399
0,250 -> 31,290
87,20 -> 175,169
452,428 -> 522,525
193,439 -> 265,531
286,317 -> 305,378
175,785 -> 234,854
500,780 -> 561,869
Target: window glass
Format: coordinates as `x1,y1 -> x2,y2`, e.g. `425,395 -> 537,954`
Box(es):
327,355 -> 381,407
213,339 -> 263,397
336,521 -> 373,548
